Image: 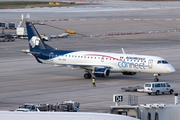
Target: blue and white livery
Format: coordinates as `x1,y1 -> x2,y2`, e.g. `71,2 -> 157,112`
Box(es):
24,21 -> 175,81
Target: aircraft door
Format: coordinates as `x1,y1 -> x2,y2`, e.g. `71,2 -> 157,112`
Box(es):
101,57 -> 104,62
148,59 -> 153,69
49,52 -> 54,61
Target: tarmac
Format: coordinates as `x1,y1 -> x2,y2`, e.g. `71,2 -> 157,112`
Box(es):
0,1 -> 180,113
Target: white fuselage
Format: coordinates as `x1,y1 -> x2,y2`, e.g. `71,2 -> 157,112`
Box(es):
46,51 -> 175,74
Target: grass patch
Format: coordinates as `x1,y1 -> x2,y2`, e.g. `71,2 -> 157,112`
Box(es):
0,1 -> 49,6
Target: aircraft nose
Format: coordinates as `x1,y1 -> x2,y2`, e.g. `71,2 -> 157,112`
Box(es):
167,65 -> 176,73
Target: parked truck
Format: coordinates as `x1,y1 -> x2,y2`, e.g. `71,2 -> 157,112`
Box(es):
15,103 -> 49,112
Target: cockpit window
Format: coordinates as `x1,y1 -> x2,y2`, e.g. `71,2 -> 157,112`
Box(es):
157,60 -> 168,64
162,60 -> 168,64
157,61 -> 161,64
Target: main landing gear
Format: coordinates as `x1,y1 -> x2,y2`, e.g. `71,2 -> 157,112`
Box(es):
84,73 -> 92,79
154,74 -> 160,82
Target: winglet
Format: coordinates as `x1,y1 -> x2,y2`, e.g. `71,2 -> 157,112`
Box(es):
122,48 -> 126,54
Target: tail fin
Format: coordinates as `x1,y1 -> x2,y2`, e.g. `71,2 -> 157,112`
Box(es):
26,21 -> 53,51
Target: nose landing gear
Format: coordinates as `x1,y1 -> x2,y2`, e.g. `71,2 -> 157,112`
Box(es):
154,74 -> 160,82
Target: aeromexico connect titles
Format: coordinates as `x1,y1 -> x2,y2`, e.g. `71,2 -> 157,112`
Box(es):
24,21 -> 175,82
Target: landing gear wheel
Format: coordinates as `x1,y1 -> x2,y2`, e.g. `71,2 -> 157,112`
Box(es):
84,73 -> 92,79
154,78 -> 159,82
154,74 -> 160,82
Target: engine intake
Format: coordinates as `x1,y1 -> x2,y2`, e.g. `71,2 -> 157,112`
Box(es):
122,72 -> 137,75
93,68 -> 110,77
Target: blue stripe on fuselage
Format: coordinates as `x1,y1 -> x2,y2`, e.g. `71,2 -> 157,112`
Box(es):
34,49 -> 77,60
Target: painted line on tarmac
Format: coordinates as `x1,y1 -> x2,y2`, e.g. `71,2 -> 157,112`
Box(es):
33,18 -> 180,22
90,29 -> 179,37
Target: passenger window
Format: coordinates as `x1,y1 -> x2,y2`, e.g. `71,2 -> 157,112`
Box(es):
155,84 -> 160,87
152,84 -> 154,88
145,84 -> 151,87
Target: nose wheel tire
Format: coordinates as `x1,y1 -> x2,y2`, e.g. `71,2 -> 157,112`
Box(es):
84,73 -> 92,79
154,78 -> 159,82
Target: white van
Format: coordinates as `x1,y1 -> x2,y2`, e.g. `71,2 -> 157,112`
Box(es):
144,82 -> 174,95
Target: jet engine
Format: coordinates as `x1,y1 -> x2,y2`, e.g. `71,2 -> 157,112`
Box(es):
122,72 -> 137,75
93,68 -> 110,77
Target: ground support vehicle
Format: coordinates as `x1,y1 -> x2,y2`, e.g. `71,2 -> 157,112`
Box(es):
144,82 -> 174,95
15,104 -> 50,112
40,34 -> 51,41
65,30 -> 76,34
57,33 -> 69,38
0,34 -> 15,42
15,101 -> 80,112
55,101 -> 80,112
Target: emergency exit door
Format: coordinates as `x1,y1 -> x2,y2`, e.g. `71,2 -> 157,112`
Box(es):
101,57 -> 104,62
148,59 -> 153,69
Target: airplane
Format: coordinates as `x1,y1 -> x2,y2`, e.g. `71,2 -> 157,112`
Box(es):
24,21 -> 175,82
0,111 -> 139,120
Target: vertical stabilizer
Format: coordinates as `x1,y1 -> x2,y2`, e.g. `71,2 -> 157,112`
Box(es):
26,21 -> 53,51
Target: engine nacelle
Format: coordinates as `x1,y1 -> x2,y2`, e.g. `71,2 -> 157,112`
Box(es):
122,72 -> 137,75
93,68 -> 110,77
